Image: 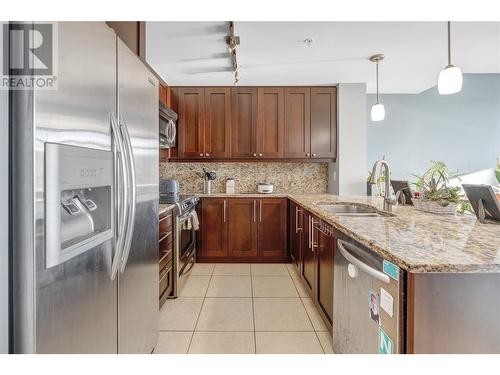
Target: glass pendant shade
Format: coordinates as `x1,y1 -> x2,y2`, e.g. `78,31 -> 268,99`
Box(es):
370,102 -> 385,122
438,65 -> 463,95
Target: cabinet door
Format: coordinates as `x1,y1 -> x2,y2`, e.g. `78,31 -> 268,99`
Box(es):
284,88 -> 311,158
301,211 -> 316,296
257,88 -> 284,158
289,201 -> 303,271
310,87 -> 337,159
231,88 -> 258,158
204,88 -> 231,158
201,198 -> 228,257
258,198 -> 287,258
177,87 -> 205,158
316,226 -> 335,325
227,198 -> 258,257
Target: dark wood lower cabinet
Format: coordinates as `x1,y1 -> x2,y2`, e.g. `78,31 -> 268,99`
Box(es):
316,222 -> 335,325
228,198 -> 258,258
258,198 -> 287,258
289,201 -> 303,271
295,206 -> 334,331
198,197 -> 287,262
201,198 -> 228,257
301,210 -> 316,295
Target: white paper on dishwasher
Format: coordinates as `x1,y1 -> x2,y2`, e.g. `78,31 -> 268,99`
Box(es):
380,287 -> 394,317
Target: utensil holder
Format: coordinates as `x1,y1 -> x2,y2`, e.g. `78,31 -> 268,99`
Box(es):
203,180 -> 212,195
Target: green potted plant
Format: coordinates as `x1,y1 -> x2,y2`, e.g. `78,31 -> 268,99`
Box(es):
412,161 -> 465,215
496,157 -> 500,185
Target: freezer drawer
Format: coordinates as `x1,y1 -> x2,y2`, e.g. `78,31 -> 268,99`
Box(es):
333,235 -> 403,354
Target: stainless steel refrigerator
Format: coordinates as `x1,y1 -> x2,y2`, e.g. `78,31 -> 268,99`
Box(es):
10,22 -> 159,353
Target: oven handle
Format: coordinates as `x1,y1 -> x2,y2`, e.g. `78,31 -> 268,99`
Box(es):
337,239 -> 390,284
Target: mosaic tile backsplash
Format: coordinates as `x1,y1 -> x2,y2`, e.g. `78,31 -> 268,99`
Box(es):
159,162 -> 328,194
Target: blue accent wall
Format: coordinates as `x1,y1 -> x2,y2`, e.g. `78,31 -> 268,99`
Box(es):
367,74 -> 500,180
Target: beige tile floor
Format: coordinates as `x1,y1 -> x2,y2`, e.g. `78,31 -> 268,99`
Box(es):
155,263 -> 334,354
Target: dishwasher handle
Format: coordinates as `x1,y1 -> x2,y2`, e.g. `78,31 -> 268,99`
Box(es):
337,239 -> 390,284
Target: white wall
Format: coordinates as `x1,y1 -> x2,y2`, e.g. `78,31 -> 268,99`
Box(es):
329,83 -> 367,196
367,74 -> 500,181
0,21 -> 9,353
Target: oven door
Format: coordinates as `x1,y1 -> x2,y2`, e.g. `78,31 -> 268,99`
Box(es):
175,213 -> 196,295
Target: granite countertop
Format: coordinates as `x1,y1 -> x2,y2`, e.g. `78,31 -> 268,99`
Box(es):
287,194 -> 500,273
194,192 -> 500,273
159,203 -> 176,217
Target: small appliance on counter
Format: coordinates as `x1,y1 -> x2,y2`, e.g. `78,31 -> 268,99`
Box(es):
226,177 -> 235,194
258,182 -> 274,194
160,179 -> 180,203
202,168 -> 216,194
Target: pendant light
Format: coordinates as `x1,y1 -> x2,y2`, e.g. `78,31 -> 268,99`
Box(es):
438,21 -> 463,95
370,54 -> 385,122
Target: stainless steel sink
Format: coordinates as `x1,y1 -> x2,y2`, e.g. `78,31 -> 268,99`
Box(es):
315,203 -> 395,217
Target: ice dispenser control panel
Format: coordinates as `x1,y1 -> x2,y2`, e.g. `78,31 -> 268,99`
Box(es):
45,143 -> 114,268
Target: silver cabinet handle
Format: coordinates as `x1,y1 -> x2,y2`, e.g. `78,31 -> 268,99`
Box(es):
306,153 -> 310,157
337,239 -> 390,283
312,153 -> 317,157
253,200 -> 256,222
259,200 -> 262,222
259,153 -> 263,157
119,116 -> 137,274
253,153 -> 257,157
199,153 -> 204,157
295,207 -> 303,233
310,217 -> 317,252
223,200 -> 226,223
110,114 -> 128,280
205,153 -> 210,157
308,216 -> 312,249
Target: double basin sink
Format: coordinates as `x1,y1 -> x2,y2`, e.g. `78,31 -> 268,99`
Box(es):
315,202 -> 395,217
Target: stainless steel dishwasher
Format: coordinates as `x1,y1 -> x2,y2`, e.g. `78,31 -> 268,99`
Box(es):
333,236 -> 403,354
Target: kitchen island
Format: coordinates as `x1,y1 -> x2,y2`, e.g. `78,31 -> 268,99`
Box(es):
195,193 -> 500,353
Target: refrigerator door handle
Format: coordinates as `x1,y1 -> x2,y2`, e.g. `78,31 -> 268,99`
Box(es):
110,113 -> 129,281
337,239 -> 390,283
119,116 -> 137,273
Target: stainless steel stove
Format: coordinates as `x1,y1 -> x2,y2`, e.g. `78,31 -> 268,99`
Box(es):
173,194 -> 199,297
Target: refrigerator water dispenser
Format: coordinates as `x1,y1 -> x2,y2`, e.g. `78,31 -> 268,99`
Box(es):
45,143 -> 114,268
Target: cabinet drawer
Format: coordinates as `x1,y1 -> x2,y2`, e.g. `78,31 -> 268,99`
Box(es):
159,213 -> 173,239
159,246 -> 173,272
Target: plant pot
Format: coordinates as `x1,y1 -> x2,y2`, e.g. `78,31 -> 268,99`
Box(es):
413,199 -> 458,215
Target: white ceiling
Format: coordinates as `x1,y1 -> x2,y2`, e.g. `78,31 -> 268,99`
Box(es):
146,21 -> 500,94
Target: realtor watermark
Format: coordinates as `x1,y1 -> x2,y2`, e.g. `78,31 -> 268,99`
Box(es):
1,22 -> 58,90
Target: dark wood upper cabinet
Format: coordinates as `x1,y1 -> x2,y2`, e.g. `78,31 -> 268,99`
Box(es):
284,88 -> 311,158
177,88 -> 205,159
258,198 -> 287,258
231,88 -> 258,158
200,198 -> 228,258
172,86 -> 336,161
204,88 -> 231,158
106,22 -> 145,58
227,198 -> 258,258
310,87 -> 337,158
257,88 -> 285,158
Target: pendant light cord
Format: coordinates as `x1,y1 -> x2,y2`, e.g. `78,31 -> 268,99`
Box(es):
447,21 -> 451,66
376,60 -> 379,103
